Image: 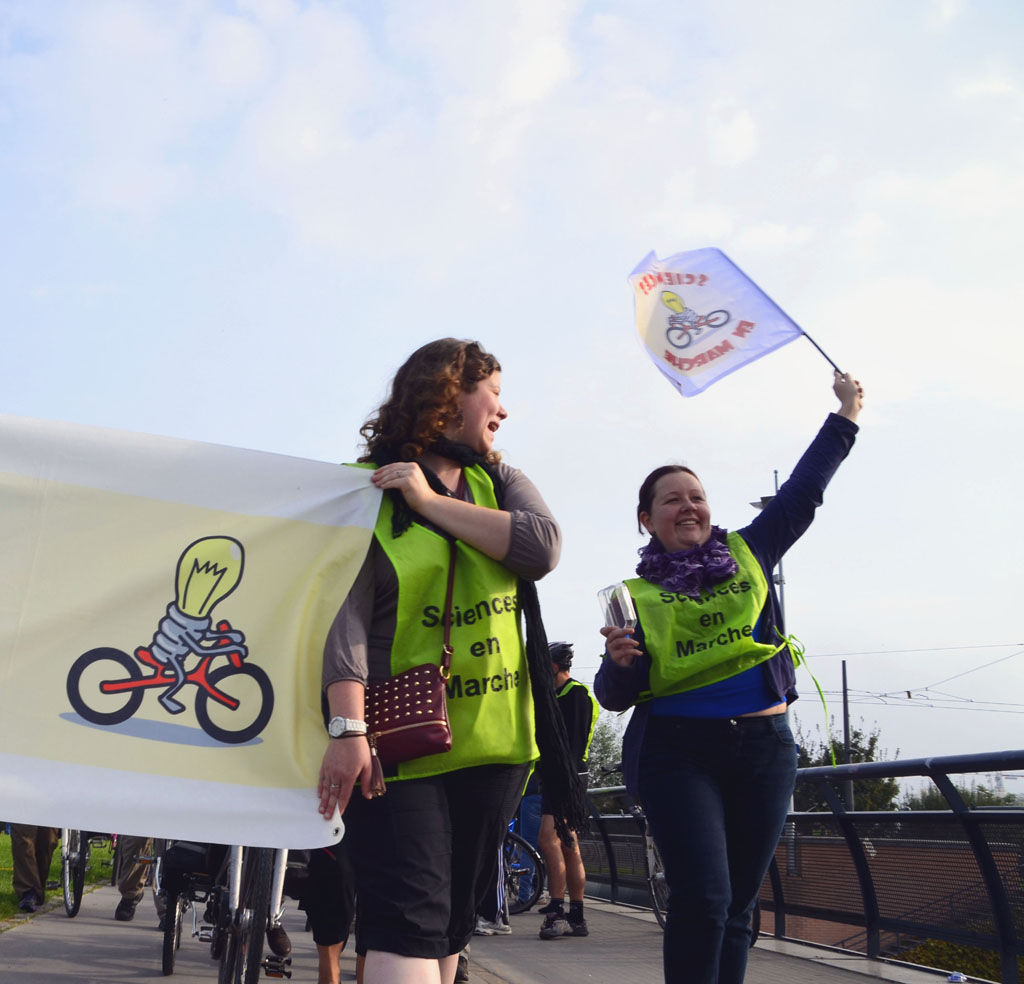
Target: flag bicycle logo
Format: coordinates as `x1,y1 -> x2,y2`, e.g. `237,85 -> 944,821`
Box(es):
661,290 -> 731,349
65,536 -> 274,744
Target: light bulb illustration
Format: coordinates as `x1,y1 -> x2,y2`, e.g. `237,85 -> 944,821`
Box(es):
148,535 -> 249,713
661,290 -> 686,314
175,536 -> 245,618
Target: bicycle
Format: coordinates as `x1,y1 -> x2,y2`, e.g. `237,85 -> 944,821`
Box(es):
160,842 -> 286,982
60,828 -> 88,917
622,801 -> 669,929
66,618 -> 274,744
665,308 -> 730,349
60,830 -> 117,917
503,827 -> 545,916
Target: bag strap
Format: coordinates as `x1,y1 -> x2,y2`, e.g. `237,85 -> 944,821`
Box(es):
440,540 -> 456,678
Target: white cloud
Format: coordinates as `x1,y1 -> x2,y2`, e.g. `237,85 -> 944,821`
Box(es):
735,223 -> 812,251
707,99 -> 757,164
955,75 -> 1017,99
871,165 -> 1024,219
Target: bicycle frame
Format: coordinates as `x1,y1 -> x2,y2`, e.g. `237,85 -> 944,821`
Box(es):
98,623 -> 246,711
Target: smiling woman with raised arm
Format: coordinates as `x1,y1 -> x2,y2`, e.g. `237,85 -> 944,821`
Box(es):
595,370 -> 864,984
317,338 -> 584,984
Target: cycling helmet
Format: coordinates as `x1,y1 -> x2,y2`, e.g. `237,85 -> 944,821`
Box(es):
549,641 -> 574,669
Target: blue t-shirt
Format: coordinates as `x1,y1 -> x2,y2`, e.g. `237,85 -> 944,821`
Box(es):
648,663 -> 779,718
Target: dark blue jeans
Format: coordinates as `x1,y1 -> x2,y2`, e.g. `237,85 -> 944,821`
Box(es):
637,713 -> 797,984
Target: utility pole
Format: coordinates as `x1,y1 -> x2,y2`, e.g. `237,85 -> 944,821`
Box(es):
842,660 -> 854,810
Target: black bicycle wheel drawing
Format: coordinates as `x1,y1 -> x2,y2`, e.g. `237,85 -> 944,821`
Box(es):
67,648 -> 145,725
194,664 -> 274,744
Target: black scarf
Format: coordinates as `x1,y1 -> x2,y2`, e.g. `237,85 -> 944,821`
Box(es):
373,440 -> 588,842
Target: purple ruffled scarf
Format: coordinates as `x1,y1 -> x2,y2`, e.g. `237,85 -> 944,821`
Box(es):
635,525 -> 739,599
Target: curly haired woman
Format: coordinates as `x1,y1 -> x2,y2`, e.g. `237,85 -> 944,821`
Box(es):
317,338 -> 584,984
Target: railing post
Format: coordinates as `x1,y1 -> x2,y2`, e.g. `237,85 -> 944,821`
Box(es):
766,854 -> 786,939
930,772 -> 1020,984
817,779 -> 881,958
587,796 -> 619,904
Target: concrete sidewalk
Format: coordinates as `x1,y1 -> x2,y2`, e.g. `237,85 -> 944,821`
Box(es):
0,884 -> 954,984
470,899 -> 952,984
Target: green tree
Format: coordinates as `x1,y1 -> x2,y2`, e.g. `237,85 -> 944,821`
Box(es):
794,717 -> 900,812
901,778 -> 1019,810
586,711 -> 626,789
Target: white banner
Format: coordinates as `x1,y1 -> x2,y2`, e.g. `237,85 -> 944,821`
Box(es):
0,415 -> 381,848
629,248 -> 804,396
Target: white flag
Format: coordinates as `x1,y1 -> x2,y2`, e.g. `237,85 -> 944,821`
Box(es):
629,248 -> 804,396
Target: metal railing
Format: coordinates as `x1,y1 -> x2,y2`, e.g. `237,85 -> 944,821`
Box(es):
582,749 -> 1024,983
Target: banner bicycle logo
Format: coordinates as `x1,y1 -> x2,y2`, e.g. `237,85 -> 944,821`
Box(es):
65,536 -> 275,744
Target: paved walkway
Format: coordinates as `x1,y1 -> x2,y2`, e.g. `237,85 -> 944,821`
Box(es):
0,884 -> 953,984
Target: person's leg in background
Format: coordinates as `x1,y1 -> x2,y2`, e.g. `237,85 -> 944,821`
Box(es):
11,824 -> 59,911
536,815 -> 587,938
115,834 -> 154,921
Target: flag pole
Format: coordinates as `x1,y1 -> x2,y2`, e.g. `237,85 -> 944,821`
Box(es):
801,331 -> 842,374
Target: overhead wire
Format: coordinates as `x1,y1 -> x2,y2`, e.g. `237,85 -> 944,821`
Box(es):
809,642 -> 1022,658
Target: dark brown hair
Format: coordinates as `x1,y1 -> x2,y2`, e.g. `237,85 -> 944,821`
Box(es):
636,464 -> 702,533
358,338 -> 502,463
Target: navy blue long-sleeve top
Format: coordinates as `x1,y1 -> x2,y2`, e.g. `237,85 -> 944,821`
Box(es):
595,412 -> 859,797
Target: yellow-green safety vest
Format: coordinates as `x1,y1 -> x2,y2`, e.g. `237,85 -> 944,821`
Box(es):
371,464 -> 538,779
556,678 -> 600,763
626,532 -> 784,699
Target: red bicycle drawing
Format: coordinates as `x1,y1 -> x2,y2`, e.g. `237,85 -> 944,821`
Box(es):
66,620 -> 273,744
65,535 -> 274,744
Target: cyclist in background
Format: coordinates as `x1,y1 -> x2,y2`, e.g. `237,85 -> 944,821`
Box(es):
537,642 -> 599,940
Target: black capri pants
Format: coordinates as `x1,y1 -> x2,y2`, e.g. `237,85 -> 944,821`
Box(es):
343,762 -> 529,959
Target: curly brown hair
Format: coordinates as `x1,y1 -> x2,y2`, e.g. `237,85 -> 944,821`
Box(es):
358,338 -> 503,463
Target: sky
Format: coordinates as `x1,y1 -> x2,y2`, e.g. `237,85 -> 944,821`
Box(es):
2,0 -> 1023,778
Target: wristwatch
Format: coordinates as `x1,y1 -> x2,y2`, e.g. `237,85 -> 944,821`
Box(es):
327,716 -> 368,738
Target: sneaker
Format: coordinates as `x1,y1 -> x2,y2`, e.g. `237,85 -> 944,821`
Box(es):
474,915 -> 510,936
568,917 -> 589,937
17,891 -> 40,913
539,913 -> 573,940
115,893 -> 143,921
454,953 -> 470,982
266,923 -> 292,957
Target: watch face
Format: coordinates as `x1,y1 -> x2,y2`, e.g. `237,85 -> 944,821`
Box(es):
328,718 -> 344,737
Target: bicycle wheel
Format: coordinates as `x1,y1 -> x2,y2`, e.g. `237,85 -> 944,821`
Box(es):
66,648 -> 145,725
195,664 -> 274,744
645,838 -> 669,930
238,848 -> 274,984
61,829 -> 88,917
220,848 -> 274,984
504,831 -> 544,915
703,309 -> 729,328
62,829 -> 80,917
665,325 -> 695,349
162,892 -> 186,976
